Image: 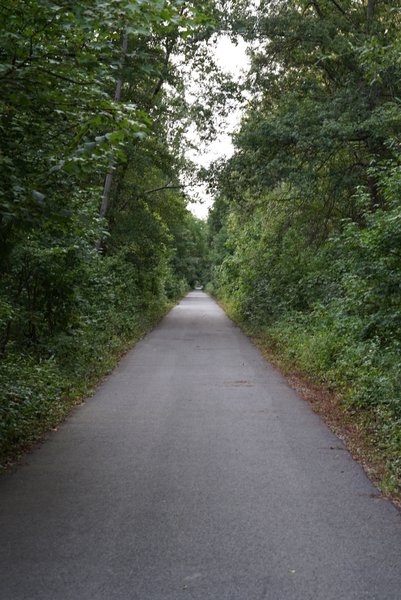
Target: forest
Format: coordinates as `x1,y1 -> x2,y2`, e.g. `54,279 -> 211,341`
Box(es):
1,0 -> 400,493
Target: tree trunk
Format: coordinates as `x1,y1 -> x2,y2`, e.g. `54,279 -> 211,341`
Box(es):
96,31 -> 128,250
0,321 -> 11,359
99,31 -> 128,221
367,0 -> 375,22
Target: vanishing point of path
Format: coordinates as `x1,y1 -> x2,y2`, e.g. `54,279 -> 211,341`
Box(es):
1,292 -> 401,600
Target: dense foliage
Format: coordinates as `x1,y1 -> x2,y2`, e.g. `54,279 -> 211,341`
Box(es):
2,0 -> 400,490
0,0 -> 212,466
208,0 -> 401,490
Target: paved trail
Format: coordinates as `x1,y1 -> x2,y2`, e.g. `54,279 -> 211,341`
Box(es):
1,292 -> 400,600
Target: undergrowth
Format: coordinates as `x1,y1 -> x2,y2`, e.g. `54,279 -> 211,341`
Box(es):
210,291 -> 401,497
0,253 -> 187,471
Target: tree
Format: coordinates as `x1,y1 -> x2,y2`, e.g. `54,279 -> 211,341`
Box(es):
0,0 -> 220,462
207,0 -> 401,489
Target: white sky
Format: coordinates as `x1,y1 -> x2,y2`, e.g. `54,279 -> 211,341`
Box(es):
186,35 -> 249,219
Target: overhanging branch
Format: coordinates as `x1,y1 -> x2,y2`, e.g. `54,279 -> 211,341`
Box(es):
144,184 -> 186,194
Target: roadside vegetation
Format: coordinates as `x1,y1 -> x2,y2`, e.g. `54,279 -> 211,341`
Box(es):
0,0 -> 212,468
207,0 -> 401,494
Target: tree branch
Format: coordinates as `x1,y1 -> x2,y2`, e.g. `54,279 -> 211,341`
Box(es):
35,66 -> 88,85
144,184 -> 185,194
310,0 -> 324,18
327,0 -> 348,17
151,4 -> 186,99
151,38 -> 176,98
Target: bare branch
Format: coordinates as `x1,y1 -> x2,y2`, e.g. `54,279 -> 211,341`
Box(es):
327,0 -> 347,17
144,184 -> 186,194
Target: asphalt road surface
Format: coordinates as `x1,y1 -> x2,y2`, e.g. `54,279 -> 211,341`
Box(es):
1,291 -> 401,600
